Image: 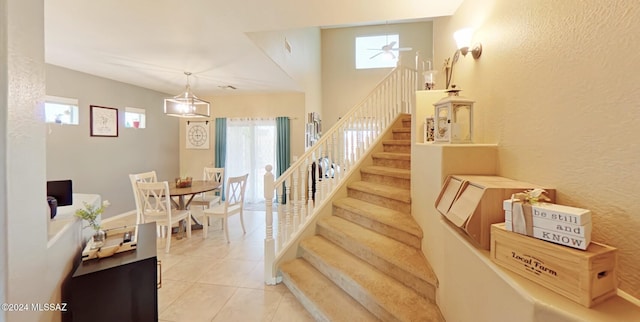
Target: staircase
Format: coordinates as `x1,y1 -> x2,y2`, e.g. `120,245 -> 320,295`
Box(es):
280,115 -> 444,321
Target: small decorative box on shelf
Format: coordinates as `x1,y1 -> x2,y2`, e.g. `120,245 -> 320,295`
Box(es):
82,225 -> 138,261
435,175 -> 556,250
504,199 -> 592,250
490,223 -> 618,308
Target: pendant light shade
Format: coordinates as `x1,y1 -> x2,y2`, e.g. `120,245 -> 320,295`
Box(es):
164,72 -> 210,118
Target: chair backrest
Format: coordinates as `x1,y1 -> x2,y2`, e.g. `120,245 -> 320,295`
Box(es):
225,174 -> 248,211
136,181 -> 172,224
203,167 -> 224,183
129,171 -> 158,224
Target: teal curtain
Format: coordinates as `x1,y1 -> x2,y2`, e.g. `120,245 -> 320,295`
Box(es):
215,117 -> 226,199
276,117 -> 291,203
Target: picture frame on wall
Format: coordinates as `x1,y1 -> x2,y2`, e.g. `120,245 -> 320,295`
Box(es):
90,105 -> 118,137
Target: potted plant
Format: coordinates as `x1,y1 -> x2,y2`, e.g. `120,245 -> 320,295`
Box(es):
75,200 -> 110,249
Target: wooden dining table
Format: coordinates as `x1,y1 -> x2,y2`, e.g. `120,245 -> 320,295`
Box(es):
168,179 -> 221,237
168,179 -> 221,211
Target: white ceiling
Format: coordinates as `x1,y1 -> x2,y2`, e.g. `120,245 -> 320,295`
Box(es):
45,0 -> 462,97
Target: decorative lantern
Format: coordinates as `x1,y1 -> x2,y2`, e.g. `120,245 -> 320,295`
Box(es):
433,88 -> 474,143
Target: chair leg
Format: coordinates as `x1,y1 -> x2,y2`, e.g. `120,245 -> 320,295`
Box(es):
223,217 -> 230,243
202,215 -> 208,239
165,226 -> 171,253
186,215 -> 192,239
239,210 -> 246,234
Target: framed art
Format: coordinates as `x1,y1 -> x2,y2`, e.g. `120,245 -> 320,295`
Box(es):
90,105 -> 118,137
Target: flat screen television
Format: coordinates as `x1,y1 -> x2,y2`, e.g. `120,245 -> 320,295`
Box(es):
47,180 -> 73,206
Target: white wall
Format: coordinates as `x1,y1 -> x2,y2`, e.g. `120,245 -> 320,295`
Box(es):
247,27 -> 323,117
0,0 -> 8,318
179,93 -> 306,178
432,0 -> 640,301
2,0 -> 51,321
321,21 -> 434,130
45,65 -> 180,218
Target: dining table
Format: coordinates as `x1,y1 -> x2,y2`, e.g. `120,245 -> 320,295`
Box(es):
168,179 -> 221,237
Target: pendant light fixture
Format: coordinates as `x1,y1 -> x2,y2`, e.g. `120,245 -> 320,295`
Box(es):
164,72 -> 210,118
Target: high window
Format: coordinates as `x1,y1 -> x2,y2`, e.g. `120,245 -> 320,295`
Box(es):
124,107 -> 146,129
44,95 -> 79,125
355,34 -> 401,69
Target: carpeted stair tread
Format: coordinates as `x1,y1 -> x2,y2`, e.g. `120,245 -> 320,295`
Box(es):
372,152 -> 410,160
333,197 -> 422,240
301,236 -> 443,322
382,140 -> 411,145
348,181 -> 411,203
280,259 -> 379,322
361,165 -> 411,179
392,128 -> 411,133
318,216 -> 437,287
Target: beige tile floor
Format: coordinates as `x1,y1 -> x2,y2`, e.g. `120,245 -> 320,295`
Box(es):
103,209 -> 314,322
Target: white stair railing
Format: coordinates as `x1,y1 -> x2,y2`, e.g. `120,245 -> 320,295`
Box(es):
264,65 -> 419,284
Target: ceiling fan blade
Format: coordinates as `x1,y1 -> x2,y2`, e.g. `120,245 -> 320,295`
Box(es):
369,52 -> 384,59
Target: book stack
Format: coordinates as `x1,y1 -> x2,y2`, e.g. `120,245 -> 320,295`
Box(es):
504,200 -> 592,250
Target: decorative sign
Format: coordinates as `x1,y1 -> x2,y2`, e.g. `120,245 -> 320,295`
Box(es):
90,105 -> 118,137
186,121 -> 210,149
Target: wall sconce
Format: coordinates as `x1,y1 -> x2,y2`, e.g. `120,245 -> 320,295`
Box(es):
454,28 -> 482,59
444,28 -> 482,89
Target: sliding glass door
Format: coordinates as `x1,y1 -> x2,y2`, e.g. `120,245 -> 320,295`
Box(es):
225,118 -> 276,204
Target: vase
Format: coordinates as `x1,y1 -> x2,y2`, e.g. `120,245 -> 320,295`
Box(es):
90,229 -> 107,249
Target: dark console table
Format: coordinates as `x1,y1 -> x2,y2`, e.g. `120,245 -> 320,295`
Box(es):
64,222 -> 158,322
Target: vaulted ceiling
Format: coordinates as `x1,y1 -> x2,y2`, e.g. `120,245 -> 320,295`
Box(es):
45,0 -> 462,96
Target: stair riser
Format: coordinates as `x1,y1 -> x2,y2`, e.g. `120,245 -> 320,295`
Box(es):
315,224 -> 436,301
360,172 -> 410,190
401,119 -> 411,128
372,157 -> 410,170
333,205 -> 421,248
392,132 -> 411,140
347,189 -> 411,214
383,144 -> 411,153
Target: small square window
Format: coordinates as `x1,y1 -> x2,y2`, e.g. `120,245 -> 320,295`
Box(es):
124,107 -> 146,129
355,34 -> 401,70
45,95 -> 79,125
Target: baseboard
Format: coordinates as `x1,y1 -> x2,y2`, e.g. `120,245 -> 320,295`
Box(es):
102,210 -> 136,223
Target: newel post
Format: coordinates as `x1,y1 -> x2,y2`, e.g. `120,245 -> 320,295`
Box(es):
264,165 -> 278,285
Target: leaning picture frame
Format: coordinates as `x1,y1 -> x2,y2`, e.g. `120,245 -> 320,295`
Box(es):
90,105 -> 118,137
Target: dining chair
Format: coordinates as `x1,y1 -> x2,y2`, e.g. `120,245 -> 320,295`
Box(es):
136,181 -> 192,253
190,167 -> 224,209
129,171 -> 158,225
201,173 -> 248,242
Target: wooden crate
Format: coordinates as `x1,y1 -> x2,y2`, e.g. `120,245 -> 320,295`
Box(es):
490,223 -> 618,307
435,175 -> 555,249
82,225 -> 138,261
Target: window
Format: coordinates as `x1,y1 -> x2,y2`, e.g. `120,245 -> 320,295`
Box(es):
45,95 -> 79,125
124,107 -> 146,129
355,34 -> 401,69
225,118 -> 276,204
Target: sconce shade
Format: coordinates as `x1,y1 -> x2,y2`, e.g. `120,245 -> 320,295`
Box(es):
454,28 -> 474,50
164,72 -> 210,118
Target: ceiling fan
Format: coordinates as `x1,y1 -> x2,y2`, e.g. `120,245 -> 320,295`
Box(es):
369,41 -> 412,59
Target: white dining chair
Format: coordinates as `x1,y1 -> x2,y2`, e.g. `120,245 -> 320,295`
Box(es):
136,181 -> 192,253
201,174 -> 248,242
190,167 -> 224,209
129,171 -> 157,225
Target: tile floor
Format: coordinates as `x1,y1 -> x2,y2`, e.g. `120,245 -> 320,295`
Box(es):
103,209 -> 314,322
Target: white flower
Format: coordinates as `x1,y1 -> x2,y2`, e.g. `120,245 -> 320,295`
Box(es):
102,200 -> 111,208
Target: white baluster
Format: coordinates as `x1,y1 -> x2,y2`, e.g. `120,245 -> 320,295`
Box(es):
264,165 -> 277,284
